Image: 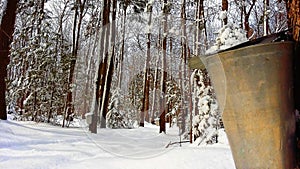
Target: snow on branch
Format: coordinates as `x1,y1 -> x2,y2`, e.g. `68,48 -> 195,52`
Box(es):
206,23 -> 248,55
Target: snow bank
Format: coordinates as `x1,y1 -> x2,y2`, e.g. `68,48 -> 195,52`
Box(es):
0,120 -> 235,169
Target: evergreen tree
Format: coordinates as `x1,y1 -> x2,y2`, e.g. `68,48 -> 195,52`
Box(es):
191,69 -> 221,145
106,89 -> 137,129
7,0 -> 72,123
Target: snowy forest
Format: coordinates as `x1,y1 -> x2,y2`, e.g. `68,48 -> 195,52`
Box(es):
1,0 -> 300,168
0,0 -> 300,148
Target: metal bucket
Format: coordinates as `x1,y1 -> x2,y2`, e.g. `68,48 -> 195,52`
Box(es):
203,42 -> 295,169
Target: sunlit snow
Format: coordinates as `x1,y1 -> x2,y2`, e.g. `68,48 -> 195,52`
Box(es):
206,23 -> 248,55
0,115 -> 235,169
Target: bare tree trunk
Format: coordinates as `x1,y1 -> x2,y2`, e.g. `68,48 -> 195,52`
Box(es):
263,0 -> 269,36
140,5 -> 153,126
144,77 -> 150,123
159,0 -> 168,133
168,37 -> 173,128
140,52 -> 150,126
89,11 -> 103,133
93,0 -> 116,130
287,0 -> 300,116
99,0 -> 116,128
90,0 -> 110,132
194,0 -> 199,55
0,0 -> 18,120
81,35 -> 94,119
222,0 -> 228,25
286,1 -> 300,166
63,0 -> 79,127
179,0 -> 187,135
117,7 -> 127,89
98,0 -> 111,128
100,46 -> 115,128
239,1 -> 243,28
243,0 -> 257,38
188,48 -> 193,143
64,0 -> 87,127
151,45 -> 160,124
287,0 -> 300,42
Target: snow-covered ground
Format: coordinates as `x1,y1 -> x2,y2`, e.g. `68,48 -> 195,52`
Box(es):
0,118 -> 235,169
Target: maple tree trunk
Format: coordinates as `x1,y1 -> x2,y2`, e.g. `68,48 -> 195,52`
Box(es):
151,53 -> 160,124
159,0 -> 168,133
188,48 -> 193,143
286,0 -> 300,167
288,4 -> 300,157
117,7 -> 127,89
98,0 -> 111,129
100,0 -> 116,128
93,0 -> 115,130
178,0 -> 188,135
140,6 -> 153,126
243,0 -> 256,38
287,0 -> 300,42
89,0 -> 110,133
264,0 -> 269,36
0,0 -> 18,120
64,0 -> 87,127
287,0 -> 300,111
82,37 -> 93,119
90,0 -> 110,132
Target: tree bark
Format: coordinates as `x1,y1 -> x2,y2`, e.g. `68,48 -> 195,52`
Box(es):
151,45 -> 160,124
286,0 -> 300,167
243,0 -> 257,38
140,5 -> 153,127
98,0 -> 110,128
64,0 -> 87,127
100,0 -> 116,128
0,0 -> 18,120
82,36 -> 93,119
287,0 -> 300,112
93,0 -> 116,130
180,0 -> 187,135
159,0 -> 168,133
117,7 -> 127,89
263,0 -> 269,36
188,48 -> 193,143
90,0 -> 110,132
287,0 -> 300,42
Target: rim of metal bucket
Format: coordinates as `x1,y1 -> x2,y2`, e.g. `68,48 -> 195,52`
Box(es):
200,41 -> 294,116
206,41 -> 294,58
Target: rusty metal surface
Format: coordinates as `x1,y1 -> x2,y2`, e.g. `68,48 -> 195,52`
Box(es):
203,42 -> 295,169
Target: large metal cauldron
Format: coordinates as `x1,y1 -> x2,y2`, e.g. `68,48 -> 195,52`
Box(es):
203,42 -> 295,169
